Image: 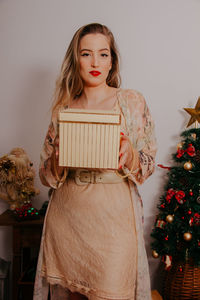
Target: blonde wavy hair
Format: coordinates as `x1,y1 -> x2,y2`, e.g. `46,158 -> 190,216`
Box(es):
52,23 -> 121,114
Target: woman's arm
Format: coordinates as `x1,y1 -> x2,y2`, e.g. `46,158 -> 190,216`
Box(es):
39,111 -> 68,189
119,89 -> 157,184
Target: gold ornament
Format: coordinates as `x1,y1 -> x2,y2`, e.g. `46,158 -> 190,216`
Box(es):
177,142 -> 183,150
191,133 -> 197,140
152,250 -> 159,258
183,232 -> 192,241
184,97 -> 200,127
184,161 -> 192,171
166,214 -> 174,223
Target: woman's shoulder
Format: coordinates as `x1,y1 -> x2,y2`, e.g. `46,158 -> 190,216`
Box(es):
119,88 -> 146,104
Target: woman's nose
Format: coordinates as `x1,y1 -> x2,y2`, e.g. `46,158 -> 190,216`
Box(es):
91,54 -> 99,68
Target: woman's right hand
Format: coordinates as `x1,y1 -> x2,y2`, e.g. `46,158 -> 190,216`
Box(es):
51,136 -> 65,178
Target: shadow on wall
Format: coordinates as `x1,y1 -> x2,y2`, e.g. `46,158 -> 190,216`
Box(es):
15,66 -> 55,152
9,66 -> 56,207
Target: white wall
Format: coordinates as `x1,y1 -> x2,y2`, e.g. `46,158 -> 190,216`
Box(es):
1,0 -> 200,291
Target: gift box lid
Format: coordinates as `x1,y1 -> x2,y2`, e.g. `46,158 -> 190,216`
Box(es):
59,109 -> 121,124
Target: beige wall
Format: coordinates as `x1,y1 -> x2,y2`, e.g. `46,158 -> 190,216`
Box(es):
1,0 -> 200,289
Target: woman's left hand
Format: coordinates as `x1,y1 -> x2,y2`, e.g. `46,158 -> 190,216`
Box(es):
118,133 -> 139,171
118,133 -> 133,170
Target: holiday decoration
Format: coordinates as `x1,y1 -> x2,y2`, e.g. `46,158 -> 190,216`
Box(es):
151,126 -> 200,266
0,148 -> 40,219
151,101 -> 200,298
183,232 -> 193,241
155,219 -> 166,228
163,259 -> 200,299
152,250 -> 159,258
14,203 -> 39,221
196,196 -> 200,204
184,97 -> 200,127
162,255 -> 172,270
183,161 -> 193,170
166,214 -> 174,223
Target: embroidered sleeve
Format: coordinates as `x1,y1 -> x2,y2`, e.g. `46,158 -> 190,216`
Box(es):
123,90 -> 157,184
39,110 -> 68,189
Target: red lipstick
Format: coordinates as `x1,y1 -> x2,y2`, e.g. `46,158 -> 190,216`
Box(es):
89,71 -> 101,77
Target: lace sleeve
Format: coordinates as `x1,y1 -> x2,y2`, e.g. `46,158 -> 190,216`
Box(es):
121,89 -> 157,185
39,111 -> 68,189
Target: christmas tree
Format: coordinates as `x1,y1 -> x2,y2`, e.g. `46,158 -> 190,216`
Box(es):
151,98 -> 200,268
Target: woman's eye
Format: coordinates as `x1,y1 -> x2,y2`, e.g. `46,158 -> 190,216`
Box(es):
101,53 -> 109,57
81,53 -> 90,57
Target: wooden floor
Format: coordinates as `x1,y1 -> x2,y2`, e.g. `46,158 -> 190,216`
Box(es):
151,290 -> 163,300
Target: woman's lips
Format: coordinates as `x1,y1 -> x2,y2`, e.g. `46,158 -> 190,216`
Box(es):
89,71 -> 101,77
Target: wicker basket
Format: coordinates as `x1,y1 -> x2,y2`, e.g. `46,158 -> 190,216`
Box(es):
163,259 -> 200,299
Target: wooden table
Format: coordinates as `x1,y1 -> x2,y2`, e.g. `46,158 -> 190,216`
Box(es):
0,209 -> 44,300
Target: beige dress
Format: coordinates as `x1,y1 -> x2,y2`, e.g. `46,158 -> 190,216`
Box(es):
34,89 -> 157,300
42,177 -> 137,299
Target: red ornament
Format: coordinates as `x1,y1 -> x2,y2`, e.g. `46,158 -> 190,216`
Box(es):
177,149 -> 185,158
160,204 -> 165,208
188,210 -> 192,215
189,190 -> 193,196
198,241 -> 200,247
175,190 -> 186,204
194,213 -> 200,225
186,144 -> 196,157
165,235 -> 169,241
179,266 -> 183,272
166,188 -> 175,202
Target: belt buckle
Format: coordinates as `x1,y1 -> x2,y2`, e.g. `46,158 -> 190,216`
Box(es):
75,169 -> 96,185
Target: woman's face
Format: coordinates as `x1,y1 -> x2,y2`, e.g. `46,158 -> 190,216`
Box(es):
79,33 -> 112,88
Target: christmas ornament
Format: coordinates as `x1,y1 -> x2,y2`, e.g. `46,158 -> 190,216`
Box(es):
189,217 -> 194,226
194,213 -> 200,225
177,142 -> 183,149
183,232 -> 192,241
184,97 -> 200,127
175,190 -> 186,204
156,219 -> 166,228
189,189 -> 193,196
191,133 -> 197,140
196,196 -> 200,204
14,203 -> 39,221
176,144 -> 195,158
177,148 -> 185,158
152,250 -> 159,258
165,235 -> 169,241
186,144 -> 196,156
166,214 -> 174,223
162,255 -> 172,270
166,188 -> 175,202
183,161 -> 193,171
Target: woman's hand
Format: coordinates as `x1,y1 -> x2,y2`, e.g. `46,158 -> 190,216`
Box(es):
118,133 -> 139,171
51,136 -> 65,178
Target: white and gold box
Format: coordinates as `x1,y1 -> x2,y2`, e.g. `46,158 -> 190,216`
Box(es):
59,109 -> 121,169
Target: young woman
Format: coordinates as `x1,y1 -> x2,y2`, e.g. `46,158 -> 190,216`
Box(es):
34,23 -> 157,300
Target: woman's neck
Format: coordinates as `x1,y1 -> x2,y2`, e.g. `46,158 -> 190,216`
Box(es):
80,84 -> 117,109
